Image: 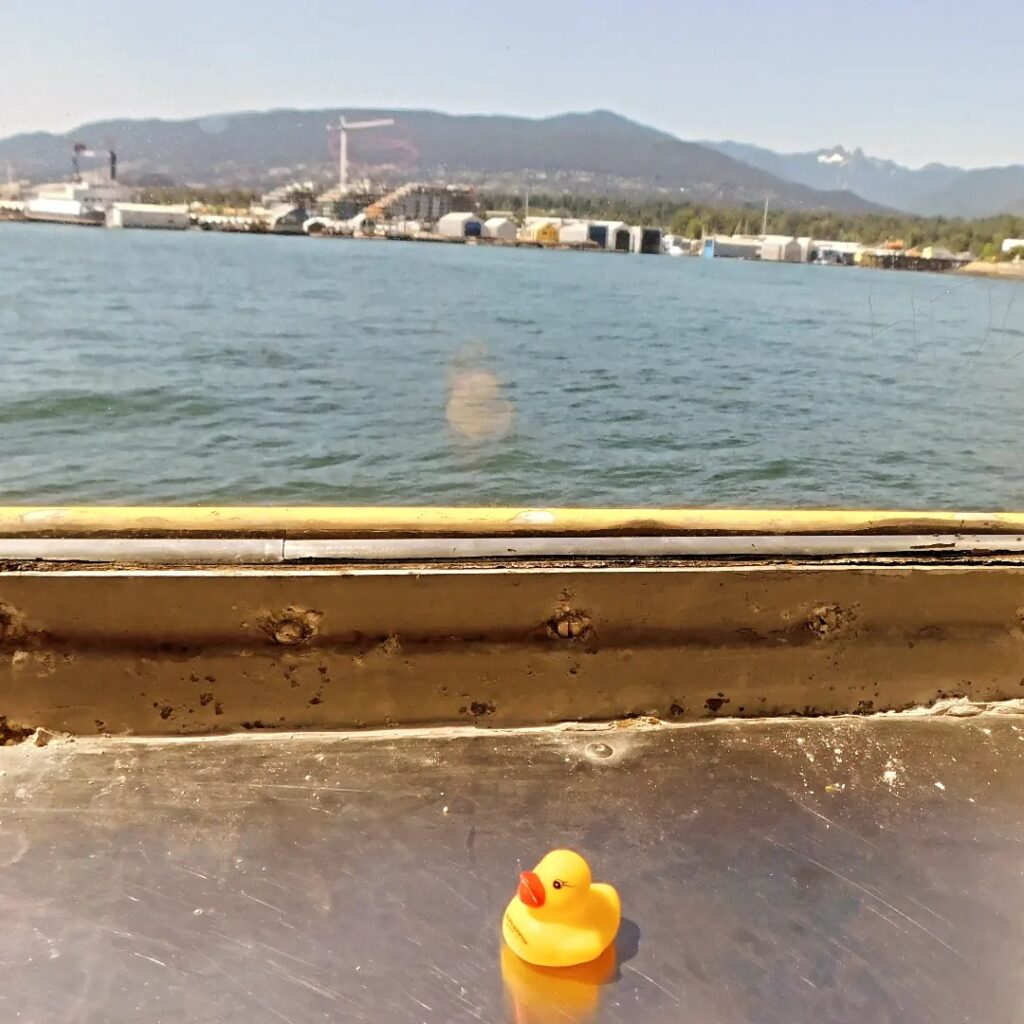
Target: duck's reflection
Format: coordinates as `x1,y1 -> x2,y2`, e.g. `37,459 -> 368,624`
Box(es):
501,942 -> 617,1023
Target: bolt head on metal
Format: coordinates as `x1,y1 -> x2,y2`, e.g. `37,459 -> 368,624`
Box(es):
586,742 -> 614,759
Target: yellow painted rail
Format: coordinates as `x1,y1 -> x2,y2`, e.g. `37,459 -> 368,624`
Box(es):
0,506 -> 1021,537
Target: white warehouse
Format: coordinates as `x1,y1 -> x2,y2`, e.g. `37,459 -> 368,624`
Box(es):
629,225 -> 663,255
482,217 -> 517,241
759,235 -> 809,262
106,203 -> 190,230
558,221 -> 590,245
591,221 -> 631,251
437,212 -> 483,238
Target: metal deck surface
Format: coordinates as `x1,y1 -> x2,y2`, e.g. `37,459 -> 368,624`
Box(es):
2,712 -> 1022,1023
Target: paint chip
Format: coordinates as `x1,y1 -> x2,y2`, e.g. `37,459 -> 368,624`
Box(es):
513,510 -> 556,525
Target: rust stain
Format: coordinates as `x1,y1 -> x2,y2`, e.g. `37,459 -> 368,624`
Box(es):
0,604 -> 27,645
0,716 -> 33,745
807,604 -> 854,639
257,607 -> 323,646
548,594 -> 593,641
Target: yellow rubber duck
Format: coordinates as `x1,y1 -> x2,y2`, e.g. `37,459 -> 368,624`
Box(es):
502,849 -> 621,967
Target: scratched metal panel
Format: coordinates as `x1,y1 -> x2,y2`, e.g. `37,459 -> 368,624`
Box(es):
0,715 -> 1020,1023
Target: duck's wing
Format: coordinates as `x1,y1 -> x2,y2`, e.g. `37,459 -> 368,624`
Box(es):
545,920 -> 610,966
590,883 -> 622,926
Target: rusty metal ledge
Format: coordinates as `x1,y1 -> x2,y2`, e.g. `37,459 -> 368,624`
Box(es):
0,557 -> 1021,736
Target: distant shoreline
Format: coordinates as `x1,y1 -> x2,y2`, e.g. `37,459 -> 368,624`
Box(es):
957,260 -> 1024,281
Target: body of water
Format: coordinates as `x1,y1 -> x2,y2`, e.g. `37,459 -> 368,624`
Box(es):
1,222 -> 1021,508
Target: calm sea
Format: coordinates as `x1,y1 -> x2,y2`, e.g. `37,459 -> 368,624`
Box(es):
1,222 -> 1021,508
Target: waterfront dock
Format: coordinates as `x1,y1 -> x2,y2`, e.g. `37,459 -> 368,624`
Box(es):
5,175 -> 1019,277
859,250 -> 962,272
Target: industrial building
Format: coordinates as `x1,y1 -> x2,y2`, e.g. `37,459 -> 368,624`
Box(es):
701,234 -> 816,261
918,245 -> 961,261
261,182 -> 317,209
392,184 -> 474,222
589,221 -> 630,251
25,179 -> 132,226
359,183 -> 475,225
317,185 -> 385,221
523,215 -> 564,230
437,212 -> 482,238
482,217 -> 517,241
522,220 -> 559,244
809,239 -> 861,264
630,226 -> 663,255
266,205 -> 308,234
758,235 -> 808,262
702,235 -> 761,259
105,203 -> 190,230
557,222 -> 591,245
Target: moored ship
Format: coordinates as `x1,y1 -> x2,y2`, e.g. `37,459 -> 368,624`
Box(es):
24,144 -> 130,225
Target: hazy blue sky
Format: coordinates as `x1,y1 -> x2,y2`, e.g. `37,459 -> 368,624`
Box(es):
0,0 -> 1016,167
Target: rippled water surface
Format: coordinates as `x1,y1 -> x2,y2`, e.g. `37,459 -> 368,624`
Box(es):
1,222 -> 1022,507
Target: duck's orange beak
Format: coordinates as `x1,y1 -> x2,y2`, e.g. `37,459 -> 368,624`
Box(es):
518,870 -> 546,907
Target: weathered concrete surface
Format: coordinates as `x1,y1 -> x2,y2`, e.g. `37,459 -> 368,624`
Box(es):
1,713 -> 1022,1023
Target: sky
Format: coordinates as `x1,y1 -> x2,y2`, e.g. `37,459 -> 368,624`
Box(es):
0,0 -> 1018,168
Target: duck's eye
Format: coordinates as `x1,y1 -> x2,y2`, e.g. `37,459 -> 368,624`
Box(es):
552,880 -> 563,890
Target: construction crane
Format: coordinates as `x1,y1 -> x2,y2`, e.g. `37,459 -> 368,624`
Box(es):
328,115 -> 395,192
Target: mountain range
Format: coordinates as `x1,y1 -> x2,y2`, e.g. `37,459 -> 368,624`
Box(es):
706,141 -> 1024,218
0,109 -> 884,213
2,107 -> 1021,218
